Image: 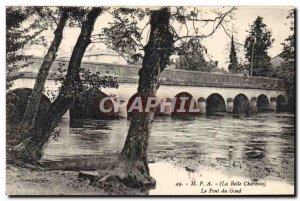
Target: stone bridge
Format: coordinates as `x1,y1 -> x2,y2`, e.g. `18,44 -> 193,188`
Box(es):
12,57 -> 288,118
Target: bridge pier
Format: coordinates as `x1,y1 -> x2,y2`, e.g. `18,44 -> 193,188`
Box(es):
249,97 -> 258,115
157,98 -> 172,116
226,98 -> 233,113
270,97 -> 277,111
198,98 -> 206,114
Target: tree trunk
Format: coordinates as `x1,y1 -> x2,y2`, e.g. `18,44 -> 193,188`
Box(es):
12,8 -> 103,164
18,10 -> 69,135
96,7 -> 174,189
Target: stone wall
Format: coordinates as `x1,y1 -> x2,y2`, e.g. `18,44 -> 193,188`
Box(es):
16,57 -> 287,91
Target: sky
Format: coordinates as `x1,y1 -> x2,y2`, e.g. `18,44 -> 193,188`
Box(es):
202,6 -> 293,69
25,6 -> 294,70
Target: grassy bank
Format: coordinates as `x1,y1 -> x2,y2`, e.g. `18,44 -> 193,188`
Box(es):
6,165 -> 108,196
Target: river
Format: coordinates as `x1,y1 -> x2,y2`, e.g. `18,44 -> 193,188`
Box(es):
40,112 -> 294,195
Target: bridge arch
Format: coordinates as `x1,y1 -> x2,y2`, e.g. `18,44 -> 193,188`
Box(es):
7,88 -> 51,123
70,90 -> 115,120
277,95 -> 287,112
249,97 -> 258,115
233,93 -> 250,115
206,93 -> 226,115
172,92 -> 198,117
257,94 -> 270,112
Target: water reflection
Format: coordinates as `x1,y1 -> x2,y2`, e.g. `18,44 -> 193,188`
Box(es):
41,112 -> 294,186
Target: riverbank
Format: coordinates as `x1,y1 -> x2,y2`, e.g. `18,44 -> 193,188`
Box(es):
6,160 -> 294,196
6,163 -> 154,196
6,164 -> 108,196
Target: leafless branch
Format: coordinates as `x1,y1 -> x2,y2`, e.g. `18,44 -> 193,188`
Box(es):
104,43 -> 132,63
169,26 -> 196,69
174,6 -> 237,41
141,22 -> 149,34
220,24 -> 245,46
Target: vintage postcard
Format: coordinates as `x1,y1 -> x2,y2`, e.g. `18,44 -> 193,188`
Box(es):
6,6 -> 295,196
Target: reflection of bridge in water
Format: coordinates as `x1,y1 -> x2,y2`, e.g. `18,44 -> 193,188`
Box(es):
12,57 -> 288,119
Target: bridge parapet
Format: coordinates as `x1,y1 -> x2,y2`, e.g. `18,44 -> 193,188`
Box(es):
16,57 -> 287,90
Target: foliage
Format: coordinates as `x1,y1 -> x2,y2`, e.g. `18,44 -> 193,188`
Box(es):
47,62 -> 119,101
9,8 -> 105,165
211,66 -> 228,74
174,38 -> 218,72
6,6 -> 74,90
95,8 -> 149,64
92,7 -> 236,68
274,9 -> 295,111
244,16 -> 274,77
228,35 -> 239,73
6,7 -> 32,90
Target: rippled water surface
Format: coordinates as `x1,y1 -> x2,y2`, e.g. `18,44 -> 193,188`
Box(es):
41,112 -> 294,189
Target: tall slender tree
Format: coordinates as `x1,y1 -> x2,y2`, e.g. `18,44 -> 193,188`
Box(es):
245,16 -> 274,77
228,35 -> 239,73
6,7 -> 44,90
